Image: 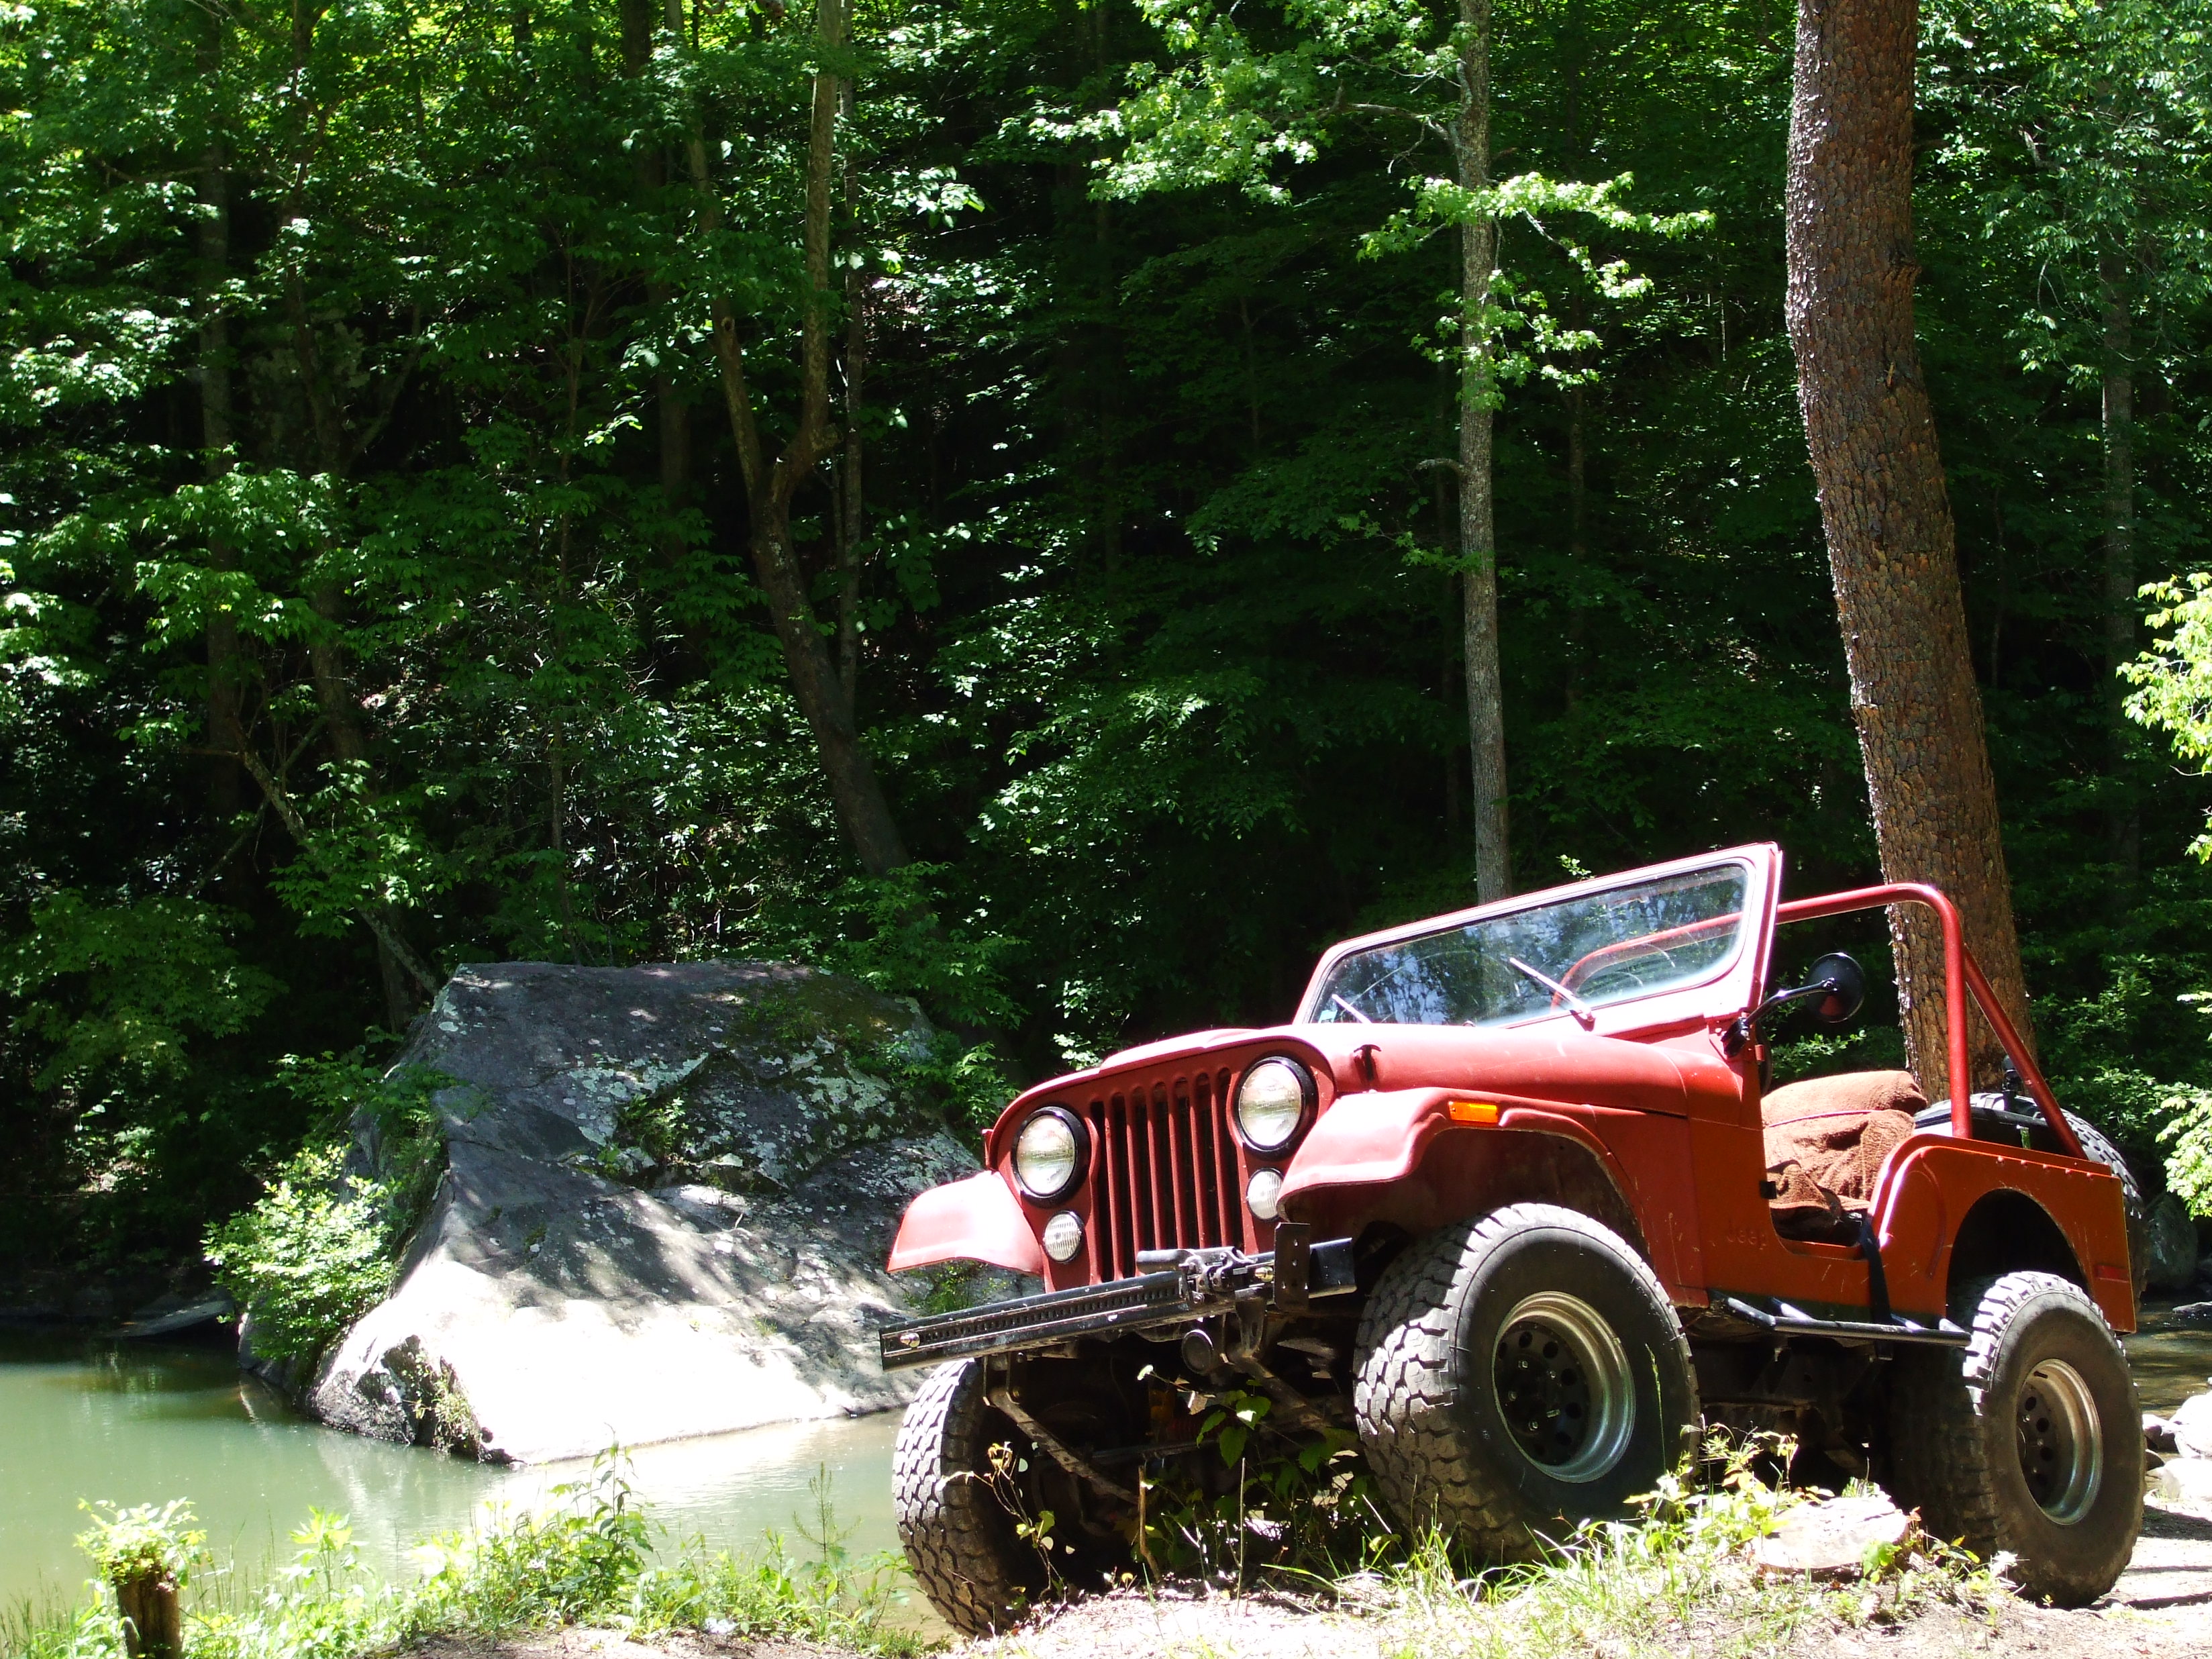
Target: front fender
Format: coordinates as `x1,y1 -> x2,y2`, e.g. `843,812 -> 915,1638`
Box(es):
887,1170 -> 1046,1276
1279,1088 -> 1454,1200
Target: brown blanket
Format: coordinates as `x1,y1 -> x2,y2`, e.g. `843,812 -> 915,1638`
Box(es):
1760,1070 -> 1925,1242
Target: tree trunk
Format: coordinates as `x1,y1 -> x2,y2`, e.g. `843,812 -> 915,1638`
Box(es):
2100,260 -> 2139,883
197,136 -> 242,822
113,1572 -> 181,1659
836,77 -> 866,705
673,0 -> 910,876
1457,0 -> 1509,903
1782,0 -> 2032,1103
1564,381 -> 1587,714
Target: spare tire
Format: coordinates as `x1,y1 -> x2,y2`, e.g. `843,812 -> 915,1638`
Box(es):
1915,1097 -> 2149,1307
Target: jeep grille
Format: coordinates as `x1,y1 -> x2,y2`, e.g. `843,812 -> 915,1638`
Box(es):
1076,1066 -> 1262,1280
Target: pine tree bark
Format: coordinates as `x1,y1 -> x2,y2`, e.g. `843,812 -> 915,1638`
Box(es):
1783,0 -> 2033,1103
1456,0 -> 1510,902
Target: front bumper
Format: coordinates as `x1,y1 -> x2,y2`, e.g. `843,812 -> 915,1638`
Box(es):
878,1230 -> 1358,1372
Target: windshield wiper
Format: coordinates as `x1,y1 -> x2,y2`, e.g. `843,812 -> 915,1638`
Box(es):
1507,958 -> 1596,1027
1329,993 -> 1374,1024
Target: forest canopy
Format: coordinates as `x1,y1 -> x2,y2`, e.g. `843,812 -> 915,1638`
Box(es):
6,0 -> 2212,1270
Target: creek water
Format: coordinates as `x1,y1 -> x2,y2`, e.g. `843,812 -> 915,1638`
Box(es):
0,1329 -> 901,1614
5,1319 -> 2210,1616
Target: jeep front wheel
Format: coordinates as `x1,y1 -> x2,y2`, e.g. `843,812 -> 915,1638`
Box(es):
1885,1271 -> 2142,1605
1352,1203 -> 1700,1558
892,1358 -> 1045,1636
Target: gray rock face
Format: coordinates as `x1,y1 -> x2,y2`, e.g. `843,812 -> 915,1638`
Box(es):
2146,1194 -> 2203,1293
306,961 -> 997,1464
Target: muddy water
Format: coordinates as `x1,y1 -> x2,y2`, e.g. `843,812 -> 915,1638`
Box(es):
0,1330 -> 899,1613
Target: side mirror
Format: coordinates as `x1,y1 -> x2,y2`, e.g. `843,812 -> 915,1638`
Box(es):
1802,952 -> 1866,1029
1723,952 -> 1866,1054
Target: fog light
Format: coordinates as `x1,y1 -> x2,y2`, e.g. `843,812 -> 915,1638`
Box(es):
1246,1168 -> 1285,1221
1042,1210 -> 1085,1262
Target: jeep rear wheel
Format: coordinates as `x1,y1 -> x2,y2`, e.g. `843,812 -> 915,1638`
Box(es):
892,1358 -> 1045,1636
1885,1271 -> 2142,1606
1352,1203 -> 1700,1558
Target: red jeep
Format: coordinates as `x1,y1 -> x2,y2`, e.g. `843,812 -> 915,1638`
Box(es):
879,846 -> 2144,1629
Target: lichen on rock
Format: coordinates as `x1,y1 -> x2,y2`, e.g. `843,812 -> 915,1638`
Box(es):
299,960 -> 1008,1464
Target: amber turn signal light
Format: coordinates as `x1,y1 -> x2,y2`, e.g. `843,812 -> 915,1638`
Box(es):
1448,1099 -> 1499,1125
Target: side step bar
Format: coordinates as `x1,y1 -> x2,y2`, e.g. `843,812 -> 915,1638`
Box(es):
879,1234 -> 1357,1371
1722,1295 -> 1970,1348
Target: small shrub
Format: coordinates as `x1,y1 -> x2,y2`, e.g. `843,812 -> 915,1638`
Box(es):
405,1451 -> 651,1636
74,1503 -> 207,1589
203,1146 -> 400,1366
202,1060 -> 451,1366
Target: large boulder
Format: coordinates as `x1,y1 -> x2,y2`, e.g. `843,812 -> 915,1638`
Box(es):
305,961 -> 996,1464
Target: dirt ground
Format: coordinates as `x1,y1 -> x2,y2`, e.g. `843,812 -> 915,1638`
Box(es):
416,1499 -> 2212,1659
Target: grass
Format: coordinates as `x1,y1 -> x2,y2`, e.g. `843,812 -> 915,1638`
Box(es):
1324,1440 -> 2003,1659
1,1453 -> 928,1659
3,1436 -> 2001,1659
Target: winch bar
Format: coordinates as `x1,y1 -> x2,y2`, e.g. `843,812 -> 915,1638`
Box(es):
878,1234 -> 1357,1371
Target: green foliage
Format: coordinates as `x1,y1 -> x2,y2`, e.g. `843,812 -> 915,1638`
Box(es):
7,895 -> 279,1091
11,1459 -> 919,1659
5,0 -> 2212,1280
201,1146 -> 400,1367
2129,574 -> 2212,858
1146,1390 -> 1384,1585
2160,1084 -> 2212,1213
74,1503 -> 207,1590
201,1062 -> 450,1364
403,1453 -> 653,1636
1378,1434 -> 1999,1656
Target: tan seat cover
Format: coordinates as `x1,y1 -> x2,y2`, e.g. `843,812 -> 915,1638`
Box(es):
1759,1070 -> 1926,1242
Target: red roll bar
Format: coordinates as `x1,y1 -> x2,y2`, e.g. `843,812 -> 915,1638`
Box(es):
1774,884 -> 2083,1159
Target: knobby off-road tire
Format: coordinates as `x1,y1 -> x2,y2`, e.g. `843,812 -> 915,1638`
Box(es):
892,1358 -> 1042,1637
1352,1203 -> 1700,1558
1886,1271 -> 2142,1606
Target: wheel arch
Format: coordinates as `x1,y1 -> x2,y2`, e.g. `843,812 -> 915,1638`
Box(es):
1303,1125 -> 1656,1283
1943,1187 -> 2085,1313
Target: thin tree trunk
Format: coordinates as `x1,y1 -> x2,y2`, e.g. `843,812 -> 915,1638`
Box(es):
622,0 -> 692,585
836,79 -> 866,705
1564,382 -> 1587,714
1783,0 -> 2033,1103
2100,260 -> 2139,883
1457,0 -> 1509,903
230,746 -> 442,998
672,0 -> 910,876
197,139 -> 243,822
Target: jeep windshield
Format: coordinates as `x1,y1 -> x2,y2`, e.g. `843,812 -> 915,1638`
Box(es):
1309,863 -> 1750,1027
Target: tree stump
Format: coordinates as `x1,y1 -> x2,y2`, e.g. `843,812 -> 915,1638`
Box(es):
113,1571 -> 182,1659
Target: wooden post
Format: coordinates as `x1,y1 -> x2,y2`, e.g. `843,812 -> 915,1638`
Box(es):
113,1571 -> 182,1659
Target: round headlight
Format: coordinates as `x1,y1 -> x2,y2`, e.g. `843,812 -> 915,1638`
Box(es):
1246,1168 -> 1285,1221
1236,1059 -> 1312,1151
1042,1211 -> 1085,1262
1011,1106 -> 1087,1202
